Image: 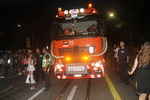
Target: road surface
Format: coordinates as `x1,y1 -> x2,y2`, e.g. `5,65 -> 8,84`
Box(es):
0,60 -> 138,100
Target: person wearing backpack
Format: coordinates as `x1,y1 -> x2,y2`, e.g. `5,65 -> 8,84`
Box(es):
42,47 -> 55,91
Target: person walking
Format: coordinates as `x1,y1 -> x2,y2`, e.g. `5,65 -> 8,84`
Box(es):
117,41 -> 129,85
42,48 -> 55,91
129,41 -> 150,100
34,48 -> 44,82
25,53 -> 36,84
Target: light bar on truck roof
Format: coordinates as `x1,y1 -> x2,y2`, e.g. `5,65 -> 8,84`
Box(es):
88,3 -> 92,8
58,7 -> 62,12
80,8 -> 84,13
56,3 -> 98,19
64,10 -> 69,14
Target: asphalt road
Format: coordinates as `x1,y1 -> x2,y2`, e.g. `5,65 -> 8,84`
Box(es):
0,60 -> 138,100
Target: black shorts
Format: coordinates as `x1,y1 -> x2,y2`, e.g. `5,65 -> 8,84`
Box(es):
17,64 -> 23,68
0,64 -> 2,68
23,64 -> 28,68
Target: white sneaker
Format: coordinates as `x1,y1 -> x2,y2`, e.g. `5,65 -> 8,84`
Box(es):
26,81 -> 30,84
0,76 -> 5,78
31,81 -> 36,84
18,73 -> 23,76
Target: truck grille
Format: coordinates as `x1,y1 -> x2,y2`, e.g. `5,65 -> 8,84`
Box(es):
58,46 -> 94,63
61,56 -> 94,63
58,46 -> 90,56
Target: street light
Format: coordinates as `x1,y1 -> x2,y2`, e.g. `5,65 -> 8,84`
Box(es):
17,24 -> 21,27
108,12 -> 115,18
108,12 -> 133,46
109,13 -> 114,17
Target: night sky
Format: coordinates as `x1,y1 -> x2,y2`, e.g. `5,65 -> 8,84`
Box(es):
0,0 -> 30,5
0,0 -> 149,50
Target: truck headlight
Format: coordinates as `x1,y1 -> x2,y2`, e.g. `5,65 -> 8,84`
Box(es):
95,60 -> 102,67
56,64 -> 62,69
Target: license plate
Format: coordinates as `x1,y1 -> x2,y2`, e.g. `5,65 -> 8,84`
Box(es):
70,9 -> 78,18
66,63 -> 87,74
68,66 -> 85,71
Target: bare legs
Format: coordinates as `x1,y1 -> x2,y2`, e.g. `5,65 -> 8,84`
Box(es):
25,71 -> 36,84
139,94 -> 147,100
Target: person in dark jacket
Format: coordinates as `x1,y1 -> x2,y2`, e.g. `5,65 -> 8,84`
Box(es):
34,48 -> 44,82
117,41 -> 129,85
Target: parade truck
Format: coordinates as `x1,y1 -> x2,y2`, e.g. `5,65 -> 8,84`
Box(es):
51,3 -> 108,79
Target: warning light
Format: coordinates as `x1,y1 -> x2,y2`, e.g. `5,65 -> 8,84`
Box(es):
88,3 -> 92,8
58,7 -> 62,12
65,57 -> 71,61
82,55 -> 89,60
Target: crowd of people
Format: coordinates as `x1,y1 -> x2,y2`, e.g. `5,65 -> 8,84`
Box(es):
0,47 -> 55,91
111,41 -> 150,100
0,41 -> 150,97
0,51 -> 28,78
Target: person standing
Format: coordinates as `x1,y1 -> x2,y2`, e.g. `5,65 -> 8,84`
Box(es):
25,53 -> 36,84
112,44 -> 117,71
42,48 -> 55,91
0,55 -> 5,78
117,41 -> 129,85
113,45 -> 120,71
23,54 -> 28,75
34,48 -> 44,82
17,53 -> 23,76
9,54 -> 14,70
129,41 -> 150,100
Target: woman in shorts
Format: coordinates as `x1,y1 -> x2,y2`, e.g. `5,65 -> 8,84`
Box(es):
25,53 -> 36,84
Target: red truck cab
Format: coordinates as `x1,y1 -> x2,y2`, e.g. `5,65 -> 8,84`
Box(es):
51,3 -> 108,79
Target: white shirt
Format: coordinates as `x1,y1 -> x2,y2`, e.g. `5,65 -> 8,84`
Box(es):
114,47 -> 120,58
0,59 -> 4,64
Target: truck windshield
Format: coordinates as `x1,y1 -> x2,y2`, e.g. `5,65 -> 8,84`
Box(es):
52,19 -> 100,40
62,20 -> 97,35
